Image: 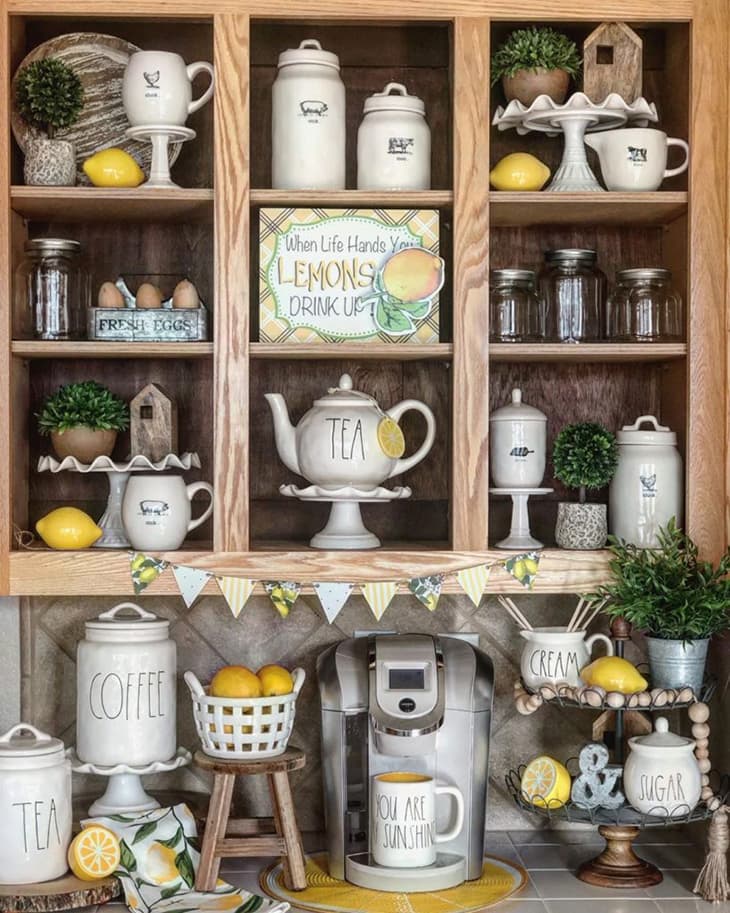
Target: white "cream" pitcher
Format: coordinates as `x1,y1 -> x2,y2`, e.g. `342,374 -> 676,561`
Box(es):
520,627 -> 614,689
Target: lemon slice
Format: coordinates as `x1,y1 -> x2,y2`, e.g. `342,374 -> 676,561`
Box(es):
68,824 -> 121,881
377,417 -> 405,459
521,755 -> 571,809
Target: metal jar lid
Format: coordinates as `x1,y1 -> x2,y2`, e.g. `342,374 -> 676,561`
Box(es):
363,82 -> 425,116
24,238 -> 80,254
278,38 -> 340,70
544,249 -> 597,263
490,269 -> 536,285
616,268 -> 672,282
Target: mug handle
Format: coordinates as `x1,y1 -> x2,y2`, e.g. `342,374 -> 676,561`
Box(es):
434,786 -> 465,843
186,481 -> 214,531
664,138 -> 690,178
186,61 -> 215,115
385,401 -> 436,478
585,633 -> 614,658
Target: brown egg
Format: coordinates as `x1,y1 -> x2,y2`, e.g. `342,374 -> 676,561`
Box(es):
172,279 -> 200,309
136,282 -> 163,309
97,281 -> 124,308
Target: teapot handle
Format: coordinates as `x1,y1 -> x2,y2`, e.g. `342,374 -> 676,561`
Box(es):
385,401 -> 436,479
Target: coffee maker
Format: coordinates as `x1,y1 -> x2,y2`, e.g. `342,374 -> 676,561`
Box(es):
318,634 -> 493,891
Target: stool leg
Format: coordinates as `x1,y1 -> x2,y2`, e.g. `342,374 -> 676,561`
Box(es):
268,772 -> 307,891
197,773 -> 235,892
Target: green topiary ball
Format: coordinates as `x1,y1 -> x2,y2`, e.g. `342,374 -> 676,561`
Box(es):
553,421 -> 618,493
15,58 -> 84,136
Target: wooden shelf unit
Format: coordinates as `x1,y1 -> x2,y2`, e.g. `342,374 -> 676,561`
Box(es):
0,1 -> 726,597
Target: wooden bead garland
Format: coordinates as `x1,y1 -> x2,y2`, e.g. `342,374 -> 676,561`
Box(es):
693,722 -> 711,740
689,702 -> 710,723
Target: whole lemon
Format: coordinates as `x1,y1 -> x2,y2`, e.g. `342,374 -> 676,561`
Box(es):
258,664 -> 294,696
521,755 -> 571,809
36,507 -> 102,549
580,656 -> 648,694
210,665 -> 261,699
83,148 -> 144,188
490,153 -> 551,191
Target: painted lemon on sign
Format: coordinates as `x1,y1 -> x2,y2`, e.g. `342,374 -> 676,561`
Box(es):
382,247 -> 444,303
36,507 -> 102,549
580,656 -> 648,694
489,153 -> 551,191
521,755 -> 571,809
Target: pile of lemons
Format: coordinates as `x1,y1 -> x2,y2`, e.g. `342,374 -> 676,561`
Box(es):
210,663 -> 294,699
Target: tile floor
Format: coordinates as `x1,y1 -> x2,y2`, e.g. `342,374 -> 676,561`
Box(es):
96,828 -> 725,913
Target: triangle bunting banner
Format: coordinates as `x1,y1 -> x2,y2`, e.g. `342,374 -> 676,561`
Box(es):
313,582 -> 354,623
172,565 -> 211,608
407,574 -> 444,612
456,564 -> 490,607
217,576 -> 256,618
361,582 -> 398,620
263,581 -> 301,618
504,552 -> 541,589
129,552 -> 168,595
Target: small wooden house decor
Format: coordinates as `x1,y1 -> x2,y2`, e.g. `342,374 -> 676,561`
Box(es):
130,383 -> 178,462
583,22 -> 643,103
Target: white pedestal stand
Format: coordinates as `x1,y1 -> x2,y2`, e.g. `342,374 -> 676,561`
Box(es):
492,93 -> 658,192
125,125 -> 196,189
279,483 -> 412,549
69,748 -> 191,817
37,453 -> 200,548
490,487 -> 553,550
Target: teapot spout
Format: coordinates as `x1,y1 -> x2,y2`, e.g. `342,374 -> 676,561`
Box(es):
264,393 -> 301,476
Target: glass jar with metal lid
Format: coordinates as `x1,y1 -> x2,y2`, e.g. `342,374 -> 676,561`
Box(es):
607,268 -> 684,341
489,269 -> 542,342
539,249 -> 606,343
17,238 -> 88,340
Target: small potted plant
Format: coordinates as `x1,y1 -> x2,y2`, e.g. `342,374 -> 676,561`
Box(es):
491,27 -> 582,106
553,422 -> 618,549
38,381 -> 129,463
594,520 -> 730,692
15,58 -> 84,186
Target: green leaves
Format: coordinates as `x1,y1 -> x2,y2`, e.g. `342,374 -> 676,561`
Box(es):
553,422 -> 618,494
37,380 -> 129,434
132,821 -> 158,844
374,293 -> 432,334
174,849 -> 195,889
156,826 -> 184,849
491,27 -> 582,84
15,58 -> 84,135
119,838 -> 137,872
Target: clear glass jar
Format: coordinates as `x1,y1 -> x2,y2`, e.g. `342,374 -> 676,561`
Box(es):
489,269 -> 542,342
539,249 -> 606,343
607,268 -> 684,341
17,238 -> 88,340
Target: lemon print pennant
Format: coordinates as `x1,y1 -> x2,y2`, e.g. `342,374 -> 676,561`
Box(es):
264,580 -> 300,618
408,574 -> 443,612
505,551 -> 540,588
129,552 -> 168,594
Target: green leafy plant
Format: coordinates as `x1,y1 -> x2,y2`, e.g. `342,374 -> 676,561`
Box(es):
15,58 -> 84,138
491,27 -> 582,85
553,422 -> 618,503
37,381 -> 129,434
591,520 -> 730,641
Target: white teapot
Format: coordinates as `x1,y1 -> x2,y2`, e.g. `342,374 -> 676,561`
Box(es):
265,373 -> 436,490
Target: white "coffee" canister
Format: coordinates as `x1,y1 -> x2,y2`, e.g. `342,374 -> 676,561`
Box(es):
76,603 -> 176,767
609,415 -> 683,547
272,39 -> 345,190
357,83 -> 431,190
490,388 -> 547,488
0,724 -> 72,884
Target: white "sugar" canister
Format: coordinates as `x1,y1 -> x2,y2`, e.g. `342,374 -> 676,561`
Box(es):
76,603 -> 176,767
272,39 -> 346,190
357,83 -> 431,190
0,724 -> 72,884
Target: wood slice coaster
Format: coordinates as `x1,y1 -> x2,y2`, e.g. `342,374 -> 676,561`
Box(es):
0,873 -> 120,912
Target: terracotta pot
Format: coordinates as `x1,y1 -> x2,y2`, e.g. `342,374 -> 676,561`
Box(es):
51,427 -> 117,463
24,138 -> 76,186
502,68 -> 570,106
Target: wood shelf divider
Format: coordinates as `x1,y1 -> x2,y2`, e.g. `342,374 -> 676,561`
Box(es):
11,186 -> 214,222
12,341 -> 214,358
489,191 -> 688,227
250,189 -> 453,208
489,343 -> 687,363
250,343 -> 453,360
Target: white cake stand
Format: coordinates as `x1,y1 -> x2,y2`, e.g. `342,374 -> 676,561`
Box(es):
125,125 -> 196,188
492,93 -> 658,192
280,483 -> 412,550
37,452 -> 200,548
490,487 -> 553,550
69,747 -> 191,816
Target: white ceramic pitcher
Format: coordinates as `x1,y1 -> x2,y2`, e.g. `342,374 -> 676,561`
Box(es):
520,627 -> 614,689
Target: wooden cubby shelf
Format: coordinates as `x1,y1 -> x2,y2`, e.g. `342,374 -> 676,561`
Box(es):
251,189 -> 453,207
11,342 -> 215,359
10,186 -> 214,222
489,343 -> 687,363
489,192 -> 688,227
250,343 -> 453,361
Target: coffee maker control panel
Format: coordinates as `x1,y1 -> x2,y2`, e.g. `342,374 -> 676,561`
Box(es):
369,635 -> 445,735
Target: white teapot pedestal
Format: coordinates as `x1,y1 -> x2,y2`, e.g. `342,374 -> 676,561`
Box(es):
125,125 -> 195,188
280,483 -> 411,549
490,487 -> 552,550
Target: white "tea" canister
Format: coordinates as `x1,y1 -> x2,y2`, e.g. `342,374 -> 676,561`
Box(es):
609,415 -> 683,547
272,39 -> 345,190
490,388 -> 547,488
357,83 -> 431,190
0,724 -> 72,884
76,603 -> 176,767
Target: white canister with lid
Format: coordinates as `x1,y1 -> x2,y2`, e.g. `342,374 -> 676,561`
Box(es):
357,82 -> 431,190
609,414 -> 683,547
490,388 -> 547,488
623,716 -> 701,817
76,602 -> 177,767
0,724 -> 72,884
272,38 -> 346,190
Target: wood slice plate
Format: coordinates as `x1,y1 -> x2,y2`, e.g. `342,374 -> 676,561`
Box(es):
0,873 -> 120,912
11,33 -> 181,184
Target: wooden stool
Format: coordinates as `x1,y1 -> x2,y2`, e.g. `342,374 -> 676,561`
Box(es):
194,747 -> 307,892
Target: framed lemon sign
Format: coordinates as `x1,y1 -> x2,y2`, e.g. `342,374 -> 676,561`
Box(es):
259,208 -> 442,344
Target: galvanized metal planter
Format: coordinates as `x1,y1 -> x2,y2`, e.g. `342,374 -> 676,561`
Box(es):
647,636 -> 709,692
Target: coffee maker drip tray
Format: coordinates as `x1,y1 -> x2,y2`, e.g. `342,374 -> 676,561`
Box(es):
345,852 -> 467,892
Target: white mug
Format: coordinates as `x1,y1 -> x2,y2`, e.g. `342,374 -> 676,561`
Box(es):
585,128 -> 689,192
122,474 -> 214,550
123,51 -> 215,127
371,772 -> 464,868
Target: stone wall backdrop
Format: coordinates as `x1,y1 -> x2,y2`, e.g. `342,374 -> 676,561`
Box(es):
19,593 -> 730,836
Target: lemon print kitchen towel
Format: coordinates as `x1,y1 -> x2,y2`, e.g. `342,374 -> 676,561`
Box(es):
85,803 -> 289,913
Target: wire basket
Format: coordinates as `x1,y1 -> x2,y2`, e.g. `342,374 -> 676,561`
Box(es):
184,668 -> 305,760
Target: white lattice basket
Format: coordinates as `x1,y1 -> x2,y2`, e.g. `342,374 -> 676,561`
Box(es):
184,668 -> 305,760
